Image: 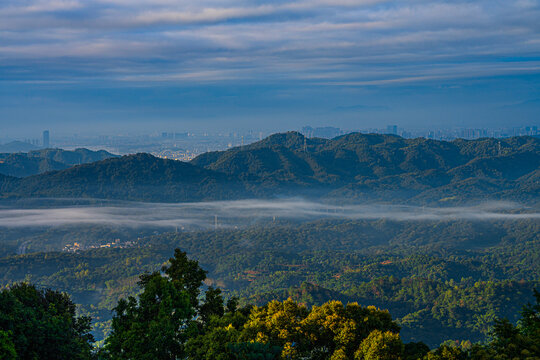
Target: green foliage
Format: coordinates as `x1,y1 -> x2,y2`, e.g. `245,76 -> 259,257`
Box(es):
105,273 -> 194,359
228,342 -> 282,360
238,299 -> 401,359
0,248 -> 538,360
485,315 -> 540,359
1,153 -> 239,201
423,291 -> 540,359
424,345 -> 468,360
354,330 -> 403,360
0,283 -> 94,359
0,330 -> 16,360
104,249 -> 203,360
164,248 -> 207,307
518,289 -> 540,341
199,286 -> 225,325
0,218 -> 537,346
184,303 -> 253,360
403,342 -> 430,360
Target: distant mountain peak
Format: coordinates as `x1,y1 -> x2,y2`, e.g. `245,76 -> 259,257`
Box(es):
247,131 -> 310,149
0,148 -> 119,178
0,141 -> 39,153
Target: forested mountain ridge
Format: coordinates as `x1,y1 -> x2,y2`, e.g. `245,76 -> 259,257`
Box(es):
0,148 -> 118,177
193,132 -> 539,181
0,132 -> 538,203
191,132 -> 540,203
0,153 -> 244,201
26,148 -> 117,166
0,140 -> 38,153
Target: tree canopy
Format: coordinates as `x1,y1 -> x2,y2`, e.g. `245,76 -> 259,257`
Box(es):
1,249 -> 538,360
0,283 -> 94,360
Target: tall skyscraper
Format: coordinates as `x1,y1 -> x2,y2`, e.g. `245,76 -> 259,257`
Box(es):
42,130 -> 50,148
386,125 -> 398,135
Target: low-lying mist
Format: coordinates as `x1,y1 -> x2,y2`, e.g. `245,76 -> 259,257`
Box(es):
0,199 -> 538,229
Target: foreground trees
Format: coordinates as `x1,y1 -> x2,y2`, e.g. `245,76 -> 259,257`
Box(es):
239,299 -> 403,359
185,298 -> 432,360
101,249 -> 539,360
101,249 -> 427,360
1,248 -> 538,359
104,249 -> 206,359
0,283 -> 94,359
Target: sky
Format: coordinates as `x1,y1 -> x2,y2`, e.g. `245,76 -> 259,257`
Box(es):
1,0 -> 539,136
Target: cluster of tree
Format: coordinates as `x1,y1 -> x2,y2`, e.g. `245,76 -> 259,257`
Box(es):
0,283 -> 94,359
4,217 -> 538,263
102,249 -> 421,359
1,249 -> 538,359
0,218 -> 537,345
1,132 -> 538,203
423,291 -> 540,359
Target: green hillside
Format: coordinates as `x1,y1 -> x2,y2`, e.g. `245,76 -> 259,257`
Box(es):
3,153 -> 245,201
0,133 -> 538,203
0,148 -> 118,177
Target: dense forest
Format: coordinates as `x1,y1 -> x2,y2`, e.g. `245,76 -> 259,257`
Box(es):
0,133 -> 538,203
0,219 -> 537,347
1,249 -> 538,359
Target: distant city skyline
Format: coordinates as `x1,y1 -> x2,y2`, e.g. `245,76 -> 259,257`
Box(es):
2,123 -> 539,141
1,124 -> 537,159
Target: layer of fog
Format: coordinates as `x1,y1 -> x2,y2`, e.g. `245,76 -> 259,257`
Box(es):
0,199 -> 538,229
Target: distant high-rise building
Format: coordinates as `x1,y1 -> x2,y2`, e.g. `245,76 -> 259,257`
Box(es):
42,130 -> 50,148
525,126 -> 538,136
386,125 -> 398,135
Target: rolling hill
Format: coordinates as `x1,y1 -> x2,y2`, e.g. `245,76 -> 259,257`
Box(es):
0,148 -> 118,177
0,132 -> 538,204
192,132 -> 540,203
2,153 -> 245,202
0,141 -> 39,153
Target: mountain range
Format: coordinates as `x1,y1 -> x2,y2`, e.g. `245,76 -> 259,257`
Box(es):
0,148 -> 118,177
0,132 -> 538,204
0,141 -> 39,153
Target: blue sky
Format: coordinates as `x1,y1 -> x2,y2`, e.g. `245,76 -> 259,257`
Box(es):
1,0 -> 539,136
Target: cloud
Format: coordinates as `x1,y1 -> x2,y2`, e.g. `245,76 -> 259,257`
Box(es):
0,199 -> 537,228
0,0 -> 539,86
129,5 -> 280,25
333,104 -> 389,111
